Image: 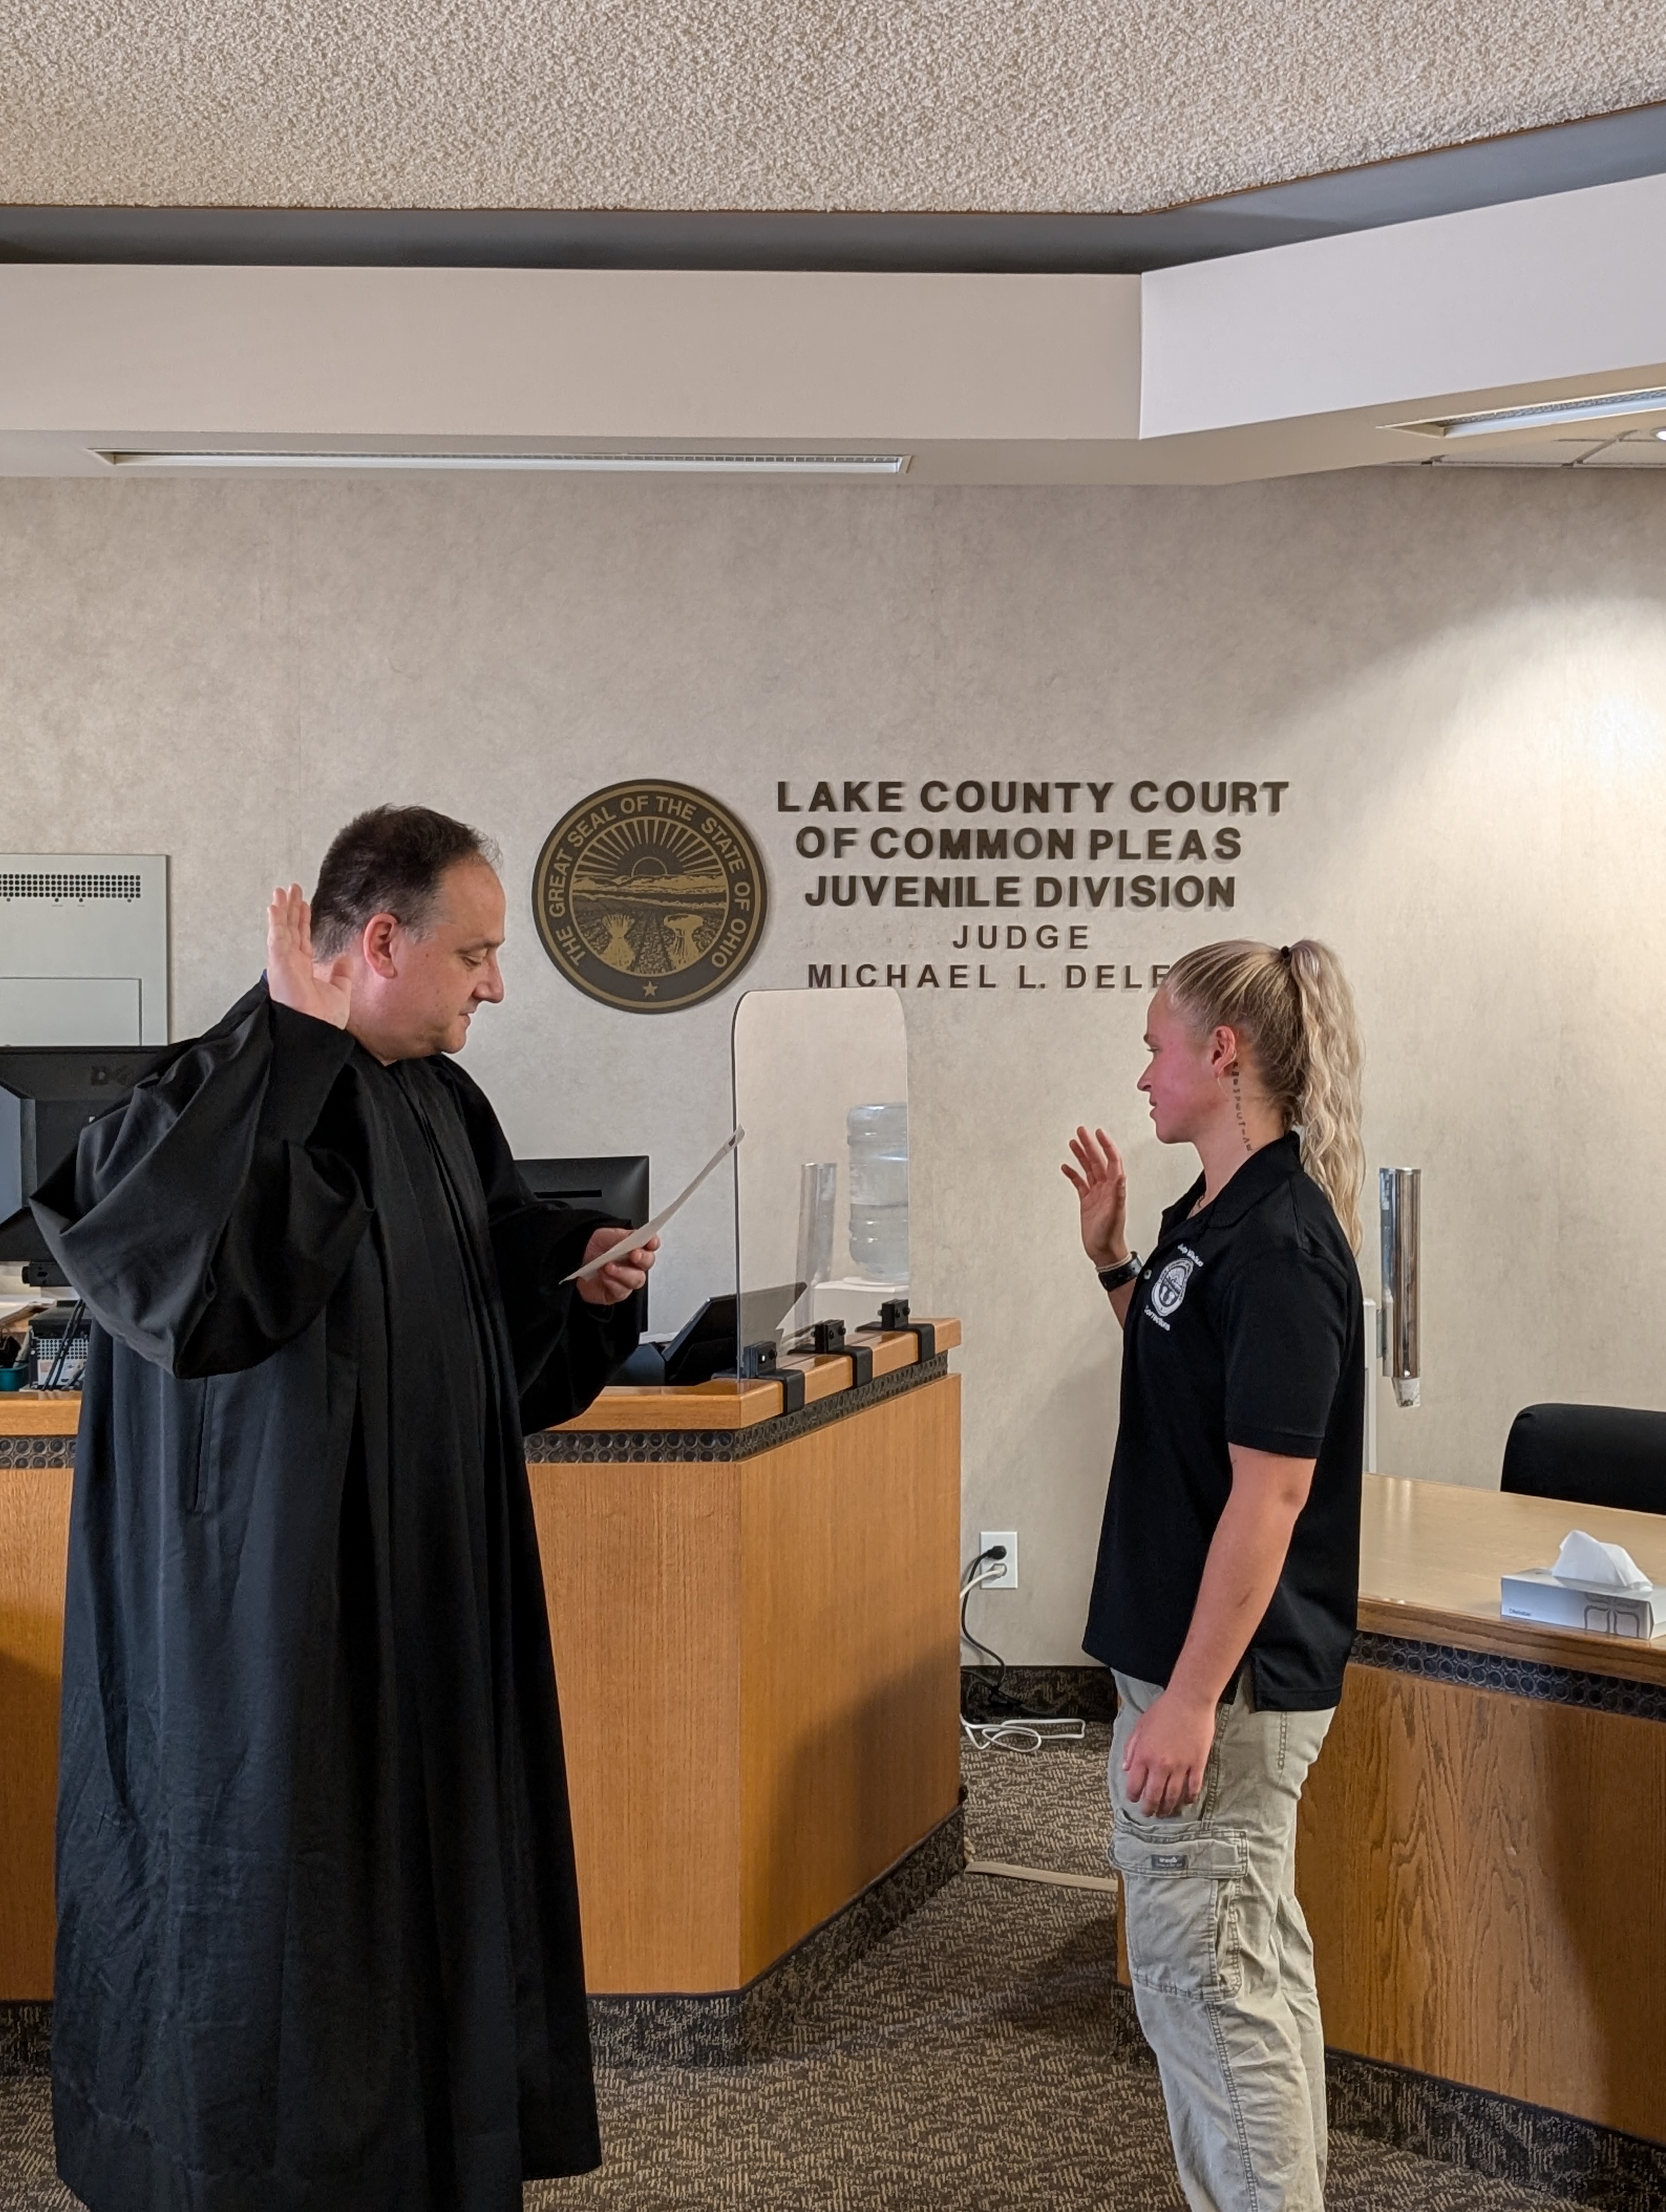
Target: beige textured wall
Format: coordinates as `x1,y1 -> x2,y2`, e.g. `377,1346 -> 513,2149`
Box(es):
2,470 -> 1663,1662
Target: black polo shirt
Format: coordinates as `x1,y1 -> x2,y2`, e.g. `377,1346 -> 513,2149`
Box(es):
1082,1131 -> 1363,1711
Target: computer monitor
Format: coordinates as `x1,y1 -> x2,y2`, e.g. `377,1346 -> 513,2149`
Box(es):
516,1155 -> 651,1336
0,1045 -> 174,1284
516,1155 -> 649,1228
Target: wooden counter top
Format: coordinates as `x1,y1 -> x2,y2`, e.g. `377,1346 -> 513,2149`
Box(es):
0,1319 -> 962,1442
548,1317 -> 960,1432
1359,1471 -> 1666,1687
0,1396 -> 78,1436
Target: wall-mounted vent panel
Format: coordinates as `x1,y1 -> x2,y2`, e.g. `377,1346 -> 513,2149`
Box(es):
0,853 -> 168,1046
0,871 -> 145,901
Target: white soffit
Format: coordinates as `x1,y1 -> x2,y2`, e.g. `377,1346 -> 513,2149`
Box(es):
0,267 -> 1144,454
5,171 -> 1666,484
1138,168 -> 1666,440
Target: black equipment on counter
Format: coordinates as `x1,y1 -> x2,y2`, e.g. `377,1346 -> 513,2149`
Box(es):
0,1045 -> 175,1287
879,1298 -> 936,1360
613,1282 -> 805,1389
658,1295 -> 748,1386
28,1300 -> 91,1390
1502,1402 -> 1666,1516
791,1318 -> 874,1385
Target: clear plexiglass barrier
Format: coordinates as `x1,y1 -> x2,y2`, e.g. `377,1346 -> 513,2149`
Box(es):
731,986 -> 909,1367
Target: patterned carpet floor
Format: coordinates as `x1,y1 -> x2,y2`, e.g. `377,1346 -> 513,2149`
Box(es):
0,1725 -> 1586,2211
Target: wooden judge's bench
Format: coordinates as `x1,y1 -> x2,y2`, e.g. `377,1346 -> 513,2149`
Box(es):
1294,1473 -> 1666,2148
0,1320 -> 964,2055
527,1319 -> 964,2044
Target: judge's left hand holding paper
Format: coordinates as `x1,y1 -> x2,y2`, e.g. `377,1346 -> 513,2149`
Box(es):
33,809 -> 656,2212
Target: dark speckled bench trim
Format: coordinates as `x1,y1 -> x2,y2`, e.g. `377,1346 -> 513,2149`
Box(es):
586,1803 -> 964,2065
960,1665 -> 1118,1723
969,1643 -> 1666,1728
0,1811 -> 965,2080
1327,2048 -> 1666,2208
526,1352 -> 949,1465
0,2001 -> 48,2076
0,1435 -> 74,1469
1351,1630 -> 1666,1724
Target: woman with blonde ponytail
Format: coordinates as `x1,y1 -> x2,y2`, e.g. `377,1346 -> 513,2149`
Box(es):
1062,938 -> 1366,2212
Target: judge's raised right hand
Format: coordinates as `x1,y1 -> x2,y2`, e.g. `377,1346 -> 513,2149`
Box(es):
267,884 -> 354,1030
1062,1125 -> 1130,1269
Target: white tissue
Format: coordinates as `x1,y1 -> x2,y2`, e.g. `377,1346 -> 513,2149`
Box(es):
1550,1529 -> 1652,1591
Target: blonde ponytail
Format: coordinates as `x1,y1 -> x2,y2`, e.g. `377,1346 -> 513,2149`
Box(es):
1284,941 -> 1366,1250
1162,937 -> 1366,1249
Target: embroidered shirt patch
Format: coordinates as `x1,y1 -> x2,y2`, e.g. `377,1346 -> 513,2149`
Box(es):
1149,1251 -> 1199,1322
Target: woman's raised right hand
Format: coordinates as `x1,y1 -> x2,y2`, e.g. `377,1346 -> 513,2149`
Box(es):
1062,1126 -> 1129,1270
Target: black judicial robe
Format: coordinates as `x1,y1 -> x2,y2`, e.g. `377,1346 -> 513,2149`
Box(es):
32,983 -> 637,2212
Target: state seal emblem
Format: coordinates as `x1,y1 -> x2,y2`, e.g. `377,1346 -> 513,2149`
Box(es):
531,780 -> 768,1012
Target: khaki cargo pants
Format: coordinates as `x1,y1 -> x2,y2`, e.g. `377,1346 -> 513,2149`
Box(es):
1110,1671 -> 1335,2212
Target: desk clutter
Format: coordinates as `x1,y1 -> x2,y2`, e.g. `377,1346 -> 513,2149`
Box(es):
614,1293 -> 932,1407
0,1298 -> 88,1391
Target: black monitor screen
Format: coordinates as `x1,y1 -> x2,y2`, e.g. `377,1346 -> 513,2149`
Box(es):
516,1155 -> 649,1227
0,1046 -> 174,1270
516,1155 -> 651,1333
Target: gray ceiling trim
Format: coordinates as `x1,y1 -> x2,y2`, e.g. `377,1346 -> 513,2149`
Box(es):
5,100 -> 1666,274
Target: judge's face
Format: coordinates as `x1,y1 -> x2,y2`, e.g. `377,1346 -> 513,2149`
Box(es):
350,858 -> 507,1062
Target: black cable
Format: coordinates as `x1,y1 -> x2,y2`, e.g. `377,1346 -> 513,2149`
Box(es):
959,1547 -> 1033,1720
960,1582 -> 1007,1701
41,1298 -> 86,1392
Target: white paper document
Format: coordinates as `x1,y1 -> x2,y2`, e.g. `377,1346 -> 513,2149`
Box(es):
560,1128 -> 745,1284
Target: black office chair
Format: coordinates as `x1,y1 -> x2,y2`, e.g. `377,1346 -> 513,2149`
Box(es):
1501,1403 -> 1666,1515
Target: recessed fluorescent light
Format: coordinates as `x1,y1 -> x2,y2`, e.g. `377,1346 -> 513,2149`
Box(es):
93,449 -> 911,475
1388,388 -> 1666,441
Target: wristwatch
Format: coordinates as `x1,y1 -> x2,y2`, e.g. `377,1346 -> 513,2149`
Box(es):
1098,1251 -> 1142,1293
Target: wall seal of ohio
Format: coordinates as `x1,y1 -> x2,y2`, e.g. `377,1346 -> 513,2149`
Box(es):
531,780 -> 770,1012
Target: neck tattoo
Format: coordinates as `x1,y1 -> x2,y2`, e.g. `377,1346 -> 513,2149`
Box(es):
1232,1069 -> 1253,1155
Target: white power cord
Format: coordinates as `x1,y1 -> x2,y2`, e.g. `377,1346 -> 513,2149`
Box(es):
958,1545 -> 1087,1751
960,1716 -> 1087,1752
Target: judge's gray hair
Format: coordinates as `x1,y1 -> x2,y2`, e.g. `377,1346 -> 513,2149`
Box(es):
310,805 -> 502,958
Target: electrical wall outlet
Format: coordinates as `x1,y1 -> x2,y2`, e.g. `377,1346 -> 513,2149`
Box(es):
979,1531 -> 1018,1590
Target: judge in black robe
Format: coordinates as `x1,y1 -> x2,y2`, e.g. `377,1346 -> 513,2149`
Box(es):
33,835 -> 649,2212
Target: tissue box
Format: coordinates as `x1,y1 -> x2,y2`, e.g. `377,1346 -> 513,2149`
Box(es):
1500,1568 -> 1666,1640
